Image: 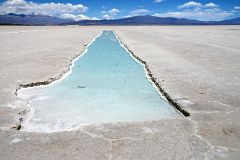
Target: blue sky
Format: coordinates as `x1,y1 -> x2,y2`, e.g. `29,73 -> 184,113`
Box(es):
0,0 -> 240,21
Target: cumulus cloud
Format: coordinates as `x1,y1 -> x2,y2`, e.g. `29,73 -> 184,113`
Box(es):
205,2 -> 218,8
178,1 -> 218,9
153,0 -> 164,3
155,1 -> 232,21
101,8 -> 120,19
102,14 -> 111,19
234,6 -> 240,10
130,9 -> 150,16
108,8 -> 120,15
60,14 -> 98,21
154,9 -> 233,21
0,0 -> 88,17
6,0 -> 27,6
178,1 -> 202,9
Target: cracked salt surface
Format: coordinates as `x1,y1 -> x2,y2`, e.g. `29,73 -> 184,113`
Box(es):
18,31 -> 180,133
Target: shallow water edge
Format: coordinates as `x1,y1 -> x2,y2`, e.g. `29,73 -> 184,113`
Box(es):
114,31 -> 190,117
13,30 -> 189,132
13,32 -> 103,131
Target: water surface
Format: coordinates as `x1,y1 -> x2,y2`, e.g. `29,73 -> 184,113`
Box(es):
19,31 -> 179,132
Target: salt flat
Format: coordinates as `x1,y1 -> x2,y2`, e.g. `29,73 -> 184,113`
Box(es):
0,25 -> 240,159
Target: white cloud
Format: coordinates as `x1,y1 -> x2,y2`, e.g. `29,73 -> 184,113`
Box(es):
5,0 -> 27,6
130,9 -> 150,16
0,0 -> 88,16
153,0 -> 164,3
101,8 -> 120,19
205,2 -> 218,8
178,1 -> 218,9
155,1 -> 232,21
103,14 -> 111,20
234,6 -> 240,10
178,1 -> 202,9
154,8 -> 233,21
108,8 -> 120,15
123,15 -> 132,18
60,14 -> 98,21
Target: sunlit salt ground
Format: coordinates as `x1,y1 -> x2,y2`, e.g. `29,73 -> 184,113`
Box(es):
18,31 -> 180,133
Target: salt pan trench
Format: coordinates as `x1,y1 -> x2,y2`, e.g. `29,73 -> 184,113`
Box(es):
18,31 -> 180,132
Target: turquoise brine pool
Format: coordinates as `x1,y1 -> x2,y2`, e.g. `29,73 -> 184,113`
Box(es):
19,31 -> 180,132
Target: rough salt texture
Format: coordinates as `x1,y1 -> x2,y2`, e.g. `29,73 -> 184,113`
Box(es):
0,26 -> 240,159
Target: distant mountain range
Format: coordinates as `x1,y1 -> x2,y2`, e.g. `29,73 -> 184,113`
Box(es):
0,13 -> 240,25
0,13 -> 74,25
